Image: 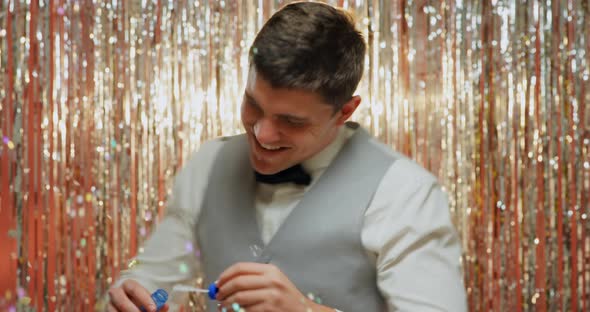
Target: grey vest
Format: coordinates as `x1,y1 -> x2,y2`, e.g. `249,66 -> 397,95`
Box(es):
197,124 -> 396,311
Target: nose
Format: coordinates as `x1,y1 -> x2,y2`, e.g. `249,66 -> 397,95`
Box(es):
253,119 -> 280,144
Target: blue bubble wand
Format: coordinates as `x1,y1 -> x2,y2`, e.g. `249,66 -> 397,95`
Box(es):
172,283 -> 219,300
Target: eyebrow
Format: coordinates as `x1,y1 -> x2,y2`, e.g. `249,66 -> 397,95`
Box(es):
244,92 -> 309,122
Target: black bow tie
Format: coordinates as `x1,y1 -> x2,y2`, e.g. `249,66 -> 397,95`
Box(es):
254,164 -> 311,186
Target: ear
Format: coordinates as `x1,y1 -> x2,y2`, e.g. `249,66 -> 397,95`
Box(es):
335,95 -> 361,125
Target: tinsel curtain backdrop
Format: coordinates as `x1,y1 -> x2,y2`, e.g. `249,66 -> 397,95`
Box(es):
0,0 -> 589,311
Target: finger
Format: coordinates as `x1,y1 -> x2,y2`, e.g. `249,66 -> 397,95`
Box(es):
220,288 -> 267,308
122,281 -> 157,312
108,287 -> 141,312
160,303 -> 169,312
234,303 -> 272,312
216,274 -> 269,300
107,302 -> 119,312
217,262 -> 270,286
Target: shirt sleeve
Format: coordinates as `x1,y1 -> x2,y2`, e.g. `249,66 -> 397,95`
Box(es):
112,139 -> 224,306
363,158 -> 467,312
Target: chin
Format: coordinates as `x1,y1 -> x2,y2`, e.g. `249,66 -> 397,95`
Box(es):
254,165 -> 283,175
249,155 -> 294,175
255,167 -> 279,175
249,154 -> 277,174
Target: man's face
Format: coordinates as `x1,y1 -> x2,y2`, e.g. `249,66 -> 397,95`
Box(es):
241,70 -> 359,174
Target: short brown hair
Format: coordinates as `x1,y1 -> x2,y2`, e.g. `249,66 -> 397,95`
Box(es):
249,2 -> 366,110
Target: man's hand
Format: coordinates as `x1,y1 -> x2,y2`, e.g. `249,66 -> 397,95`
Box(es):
216,262 -> 334,312
107,279 -> 169,312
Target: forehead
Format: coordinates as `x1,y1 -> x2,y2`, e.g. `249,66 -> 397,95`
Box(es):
245,69 -> 332,113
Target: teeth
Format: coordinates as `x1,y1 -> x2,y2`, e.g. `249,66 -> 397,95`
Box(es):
260,143 -> 281,150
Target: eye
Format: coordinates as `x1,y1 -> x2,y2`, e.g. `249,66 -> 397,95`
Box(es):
282,117 -> 307,127
246,98 -> 263,113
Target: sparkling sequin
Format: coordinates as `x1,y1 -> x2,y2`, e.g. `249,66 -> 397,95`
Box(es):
127,259 -> 139,269
1,1 -> 588,311
185,242 -> 194,253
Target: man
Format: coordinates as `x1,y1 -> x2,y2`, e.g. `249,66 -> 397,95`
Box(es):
107,2 -> 467,311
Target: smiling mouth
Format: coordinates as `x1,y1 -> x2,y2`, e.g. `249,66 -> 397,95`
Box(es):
252,136 -> 289,153
259,142 -> 282,150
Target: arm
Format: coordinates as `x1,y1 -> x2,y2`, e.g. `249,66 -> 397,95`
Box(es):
108,176 -> 200,311
365,159 -> 467,312
109,140 -> 223,310
114,204 -> 200,294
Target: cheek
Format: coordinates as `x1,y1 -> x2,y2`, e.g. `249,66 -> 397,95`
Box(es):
292,133 -> 316,151
298,127 -> 331,151
241,105 -> 255,126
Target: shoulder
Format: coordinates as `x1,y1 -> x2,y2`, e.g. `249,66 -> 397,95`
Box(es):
362,136 -> 438,186
182,134 -> 244,172
166,135 -> 243,218
172,135 -> 245,192
181,139 -> 221,173
368,143 -> 444,216
365,146 -> 454,245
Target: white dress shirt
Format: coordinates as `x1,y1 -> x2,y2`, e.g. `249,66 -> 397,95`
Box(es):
117,127 -> 467,311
